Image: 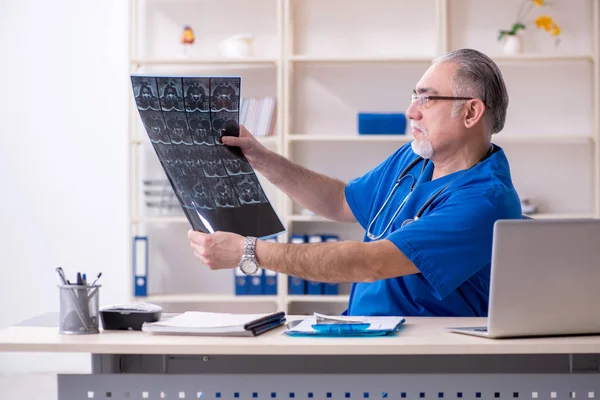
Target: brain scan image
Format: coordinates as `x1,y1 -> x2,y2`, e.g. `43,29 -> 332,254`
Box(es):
183,78 -> 210,112
132,77 -> 160,111
157,78 -> 184,112
174,144 -> 198,177
211,111 -> 238,140
172,175 -> 193,209
154,143 -> 176,164
230,174 -> 268,205
210,77 -> 240,112
188,113 -> 214,145
141,111 -> 170,144
190,178 -> 216,210
217,146 -> 253,175
199,147 -> 227,178
211,177 -> 240,208
165,114 -> 192,145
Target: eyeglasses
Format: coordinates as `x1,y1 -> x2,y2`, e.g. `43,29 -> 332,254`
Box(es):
411,93 -> 476,107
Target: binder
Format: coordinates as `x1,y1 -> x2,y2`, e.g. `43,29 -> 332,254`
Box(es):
288,234 -> 307,295
261,238 -> 278,295
247,268 -> 263,295
321,234 -> 340,295
132,236 -> 148,297
234,267 -> 249,295
306,235 -> 324,295
263,269 -> 278,295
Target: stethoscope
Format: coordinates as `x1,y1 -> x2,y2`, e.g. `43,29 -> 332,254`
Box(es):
366,145 -> 495,241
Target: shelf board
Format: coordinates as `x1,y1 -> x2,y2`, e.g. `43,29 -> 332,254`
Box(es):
492,54 -> 594,63
130,136 -> 278,145
289,55 -> 434,63
138,293 -> 279,303
131,58 -> 278,67
525,213 -> 596,219
133,216 -> 187,224
287,295 -> 350,303
288,54 -> 594,64
287,134 -> 594,144
288,213 -> 597,224
288,134 -> 412,143
287,214 -> 339,223
493,134 -> 594,144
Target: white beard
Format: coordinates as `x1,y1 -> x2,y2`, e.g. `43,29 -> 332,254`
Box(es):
410,122 -> 434,159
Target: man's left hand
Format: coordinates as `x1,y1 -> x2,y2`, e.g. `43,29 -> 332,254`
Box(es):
188,230 -> 245,270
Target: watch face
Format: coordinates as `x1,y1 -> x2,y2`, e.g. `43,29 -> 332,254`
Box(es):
240,259 -> 259,275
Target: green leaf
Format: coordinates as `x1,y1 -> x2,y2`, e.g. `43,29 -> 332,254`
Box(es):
511,23 -> 527,34
498,30 -> 511,41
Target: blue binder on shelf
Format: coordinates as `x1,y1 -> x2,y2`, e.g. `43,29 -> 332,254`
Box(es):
261,237 -> 278,295
288,234 -> 307,295
321,234 -> 340,295
247,268 -> 263,295
234,267 -> 249,295
132,236 -> 148,297
263,269 -> 278,295
306,234 -> 324,295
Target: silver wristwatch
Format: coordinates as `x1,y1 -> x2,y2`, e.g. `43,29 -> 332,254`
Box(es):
239,236 -> 259,275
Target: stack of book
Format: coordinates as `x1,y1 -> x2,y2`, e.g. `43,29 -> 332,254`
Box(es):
239,97 -> 277,137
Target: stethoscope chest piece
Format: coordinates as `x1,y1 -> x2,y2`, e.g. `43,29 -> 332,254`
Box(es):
401,217 -> 417,228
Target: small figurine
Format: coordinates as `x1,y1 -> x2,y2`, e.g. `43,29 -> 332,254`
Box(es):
180,26 -> 195,57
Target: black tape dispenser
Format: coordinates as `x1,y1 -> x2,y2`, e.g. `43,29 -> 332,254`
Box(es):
99,302 -> 162,331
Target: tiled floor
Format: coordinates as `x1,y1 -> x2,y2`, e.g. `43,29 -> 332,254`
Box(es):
0,374 -> 57,400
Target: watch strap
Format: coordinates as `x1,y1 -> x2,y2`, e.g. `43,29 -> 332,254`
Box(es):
244,236 -> 257,259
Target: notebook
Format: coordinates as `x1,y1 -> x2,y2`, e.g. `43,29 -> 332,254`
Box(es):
141,311 -> 286,337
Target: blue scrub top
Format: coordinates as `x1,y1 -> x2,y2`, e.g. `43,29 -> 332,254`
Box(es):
344,142 -> 522,317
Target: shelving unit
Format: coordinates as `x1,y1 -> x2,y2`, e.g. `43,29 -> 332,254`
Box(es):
128,0 -> 600,315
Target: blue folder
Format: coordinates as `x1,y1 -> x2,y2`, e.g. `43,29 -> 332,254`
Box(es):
284,317 -> 405,337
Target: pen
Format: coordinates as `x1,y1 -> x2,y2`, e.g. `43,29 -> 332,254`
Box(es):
89,273 -> 102,287
82,273 -> 87,285
86,272 -> 103,301
55,267 -> 90,329
76,272 -> 83,286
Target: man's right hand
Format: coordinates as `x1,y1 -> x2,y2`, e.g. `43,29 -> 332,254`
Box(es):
221,125 -> 268,167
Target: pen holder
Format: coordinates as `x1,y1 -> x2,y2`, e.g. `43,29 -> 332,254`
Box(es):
58,284 -> 101,335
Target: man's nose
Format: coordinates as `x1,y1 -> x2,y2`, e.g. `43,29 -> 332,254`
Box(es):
406,100 -> 422,121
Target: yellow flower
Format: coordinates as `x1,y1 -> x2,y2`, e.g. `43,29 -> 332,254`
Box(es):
532,0 -> 544,5
535,15 -> 554,31
551,23 -> 561,36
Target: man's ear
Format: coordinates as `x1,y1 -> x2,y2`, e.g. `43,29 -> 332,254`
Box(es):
464,99 -> 486,129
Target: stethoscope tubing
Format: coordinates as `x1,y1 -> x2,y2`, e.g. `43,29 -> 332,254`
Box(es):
366,145 -> 495,240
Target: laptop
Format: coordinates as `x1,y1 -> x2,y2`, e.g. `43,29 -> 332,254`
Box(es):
446,218 -> 600,339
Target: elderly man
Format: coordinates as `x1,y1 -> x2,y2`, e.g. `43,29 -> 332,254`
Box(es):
188,48 -> 522,317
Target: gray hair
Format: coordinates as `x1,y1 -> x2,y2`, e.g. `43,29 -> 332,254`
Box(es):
433,49 -> 509,135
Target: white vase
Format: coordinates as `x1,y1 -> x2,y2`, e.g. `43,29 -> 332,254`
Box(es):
219,33 -> 254,58
503,35 -> 523,55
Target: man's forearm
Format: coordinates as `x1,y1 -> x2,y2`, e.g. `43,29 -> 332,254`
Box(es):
255,239 -> 419,283
253,150 -> 354,223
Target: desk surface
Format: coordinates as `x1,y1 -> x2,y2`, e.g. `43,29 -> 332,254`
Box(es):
1,314 -> 600,355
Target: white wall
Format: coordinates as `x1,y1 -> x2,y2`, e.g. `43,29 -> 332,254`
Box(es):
0,0 -> 130,373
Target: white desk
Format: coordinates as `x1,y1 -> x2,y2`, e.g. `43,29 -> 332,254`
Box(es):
2,314 -> 600,400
